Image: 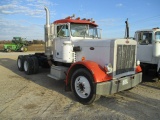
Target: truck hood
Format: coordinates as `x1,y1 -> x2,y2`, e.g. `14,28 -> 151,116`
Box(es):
72,38 -> 115,47
71,38 -> 135,47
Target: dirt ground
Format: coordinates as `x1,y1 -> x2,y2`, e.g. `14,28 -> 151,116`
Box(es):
0,52 -> 160,120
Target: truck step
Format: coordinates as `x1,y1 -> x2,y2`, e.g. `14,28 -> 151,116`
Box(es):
48,65 -> 68,80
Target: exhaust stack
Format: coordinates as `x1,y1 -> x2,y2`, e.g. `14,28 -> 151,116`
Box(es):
44,7 -> 50,27
125,18 -> 129,39
44,7 -> 52,58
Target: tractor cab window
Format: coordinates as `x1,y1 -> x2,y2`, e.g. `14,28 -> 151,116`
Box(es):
70,23 -> 100,38
57,25 -> 69,37
155,32 -> 160,41
138,32 -> 152,44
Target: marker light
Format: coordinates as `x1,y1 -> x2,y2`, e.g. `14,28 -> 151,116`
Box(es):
137,60 -> 140,66
81,57 -> 85,61
104,63 -> 113,74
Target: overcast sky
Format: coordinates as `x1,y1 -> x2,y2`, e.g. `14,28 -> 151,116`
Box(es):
0,0 -> 159,40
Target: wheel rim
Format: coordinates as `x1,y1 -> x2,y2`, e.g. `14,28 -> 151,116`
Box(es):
18,59 -> 21,68
74,76 -> 91,98
24,61 -> 28,71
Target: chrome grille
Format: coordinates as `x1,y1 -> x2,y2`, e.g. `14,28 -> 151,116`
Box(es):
116,45 -> 135,75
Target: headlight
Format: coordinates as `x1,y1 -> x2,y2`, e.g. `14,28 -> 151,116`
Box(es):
136,60 -> 140,66
104,63 -> 113,74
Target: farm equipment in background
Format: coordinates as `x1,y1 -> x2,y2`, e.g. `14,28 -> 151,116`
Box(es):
3,37 -> 28,52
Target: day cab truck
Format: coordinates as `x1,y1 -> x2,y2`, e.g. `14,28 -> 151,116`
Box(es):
134,28 -> 160,79
17,7 -> 142,105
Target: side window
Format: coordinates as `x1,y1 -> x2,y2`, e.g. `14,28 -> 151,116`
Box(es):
57,25 -> 69,37
137,32 -> 142,44
155,32 -> 160,41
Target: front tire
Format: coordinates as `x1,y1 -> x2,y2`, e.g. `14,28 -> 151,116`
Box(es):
71,68 -> 100,105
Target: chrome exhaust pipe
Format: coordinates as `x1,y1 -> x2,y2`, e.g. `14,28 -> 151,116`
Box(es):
44,6 -> 50,27
44,6 -> 51,59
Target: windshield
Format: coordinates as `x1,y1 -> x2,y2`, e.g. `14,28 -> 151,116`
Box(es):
70,23 -> 100,38
155,31 -> 160,41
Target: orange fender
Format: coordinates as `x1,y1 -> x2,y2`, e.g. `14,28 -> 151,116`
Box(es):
65,60 -> 112,85
136,65 -> 142,73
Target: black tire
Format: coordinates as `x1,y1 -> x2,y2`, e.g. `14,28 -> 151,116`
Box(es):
31,56 -> 39,74
24,56 -> 34,75
71,68 -> 100,105
17,55 -> 25,71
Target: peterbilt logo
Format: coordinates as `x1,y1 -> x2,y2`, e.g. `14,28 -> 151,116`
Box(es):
126,39 -> 129,43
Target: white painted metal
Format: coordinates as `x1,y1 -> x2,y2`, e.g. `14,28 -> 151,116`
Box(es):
62,41 -> 73,63
137,45 -> 153,62
153,41 -> 160,57
72,39 -> 112,67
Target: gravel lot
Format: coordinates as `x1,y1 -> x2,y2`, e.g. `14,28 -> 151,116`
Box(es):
0,52 -> 160,120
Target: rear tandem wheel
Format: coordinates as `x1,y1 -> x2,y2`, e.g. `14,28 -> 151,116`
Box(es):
17,55 -> 25,71
19,56 -> 39,75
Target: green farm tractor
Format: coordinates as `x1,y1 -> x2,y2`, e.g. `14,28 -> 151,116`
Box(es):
3,37 -> 28,52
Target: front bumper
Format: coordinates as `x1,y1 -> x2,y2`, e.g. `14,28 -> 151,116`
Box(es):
96,72 -> 142,95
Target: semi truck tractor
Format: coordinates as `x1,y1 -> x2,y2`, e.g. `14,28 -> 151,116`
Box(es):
17,7 -> 142,104
134,27 -> 160,79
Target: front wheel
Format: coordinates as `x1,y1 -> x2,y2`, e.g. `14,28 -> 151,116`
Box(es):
71,68 -> 100,105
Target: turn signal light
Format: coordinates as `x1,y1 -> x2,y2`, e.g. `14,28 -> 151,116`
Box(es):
81,57 -> 85,61
104,63 -> 113,74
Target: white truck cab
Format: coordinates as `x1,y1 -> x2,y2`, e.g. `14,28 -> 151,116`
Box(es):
134,27 -> 160,78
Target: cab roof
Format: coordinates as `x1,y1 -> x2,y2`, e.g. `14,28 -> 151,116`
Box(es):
54,16 -> 98,27
135,27 -> 160,32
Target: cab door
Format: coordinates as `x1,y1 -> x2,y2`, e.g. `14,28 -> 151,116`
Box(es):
54,24 -> 70,61
136,31 -> 153,62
